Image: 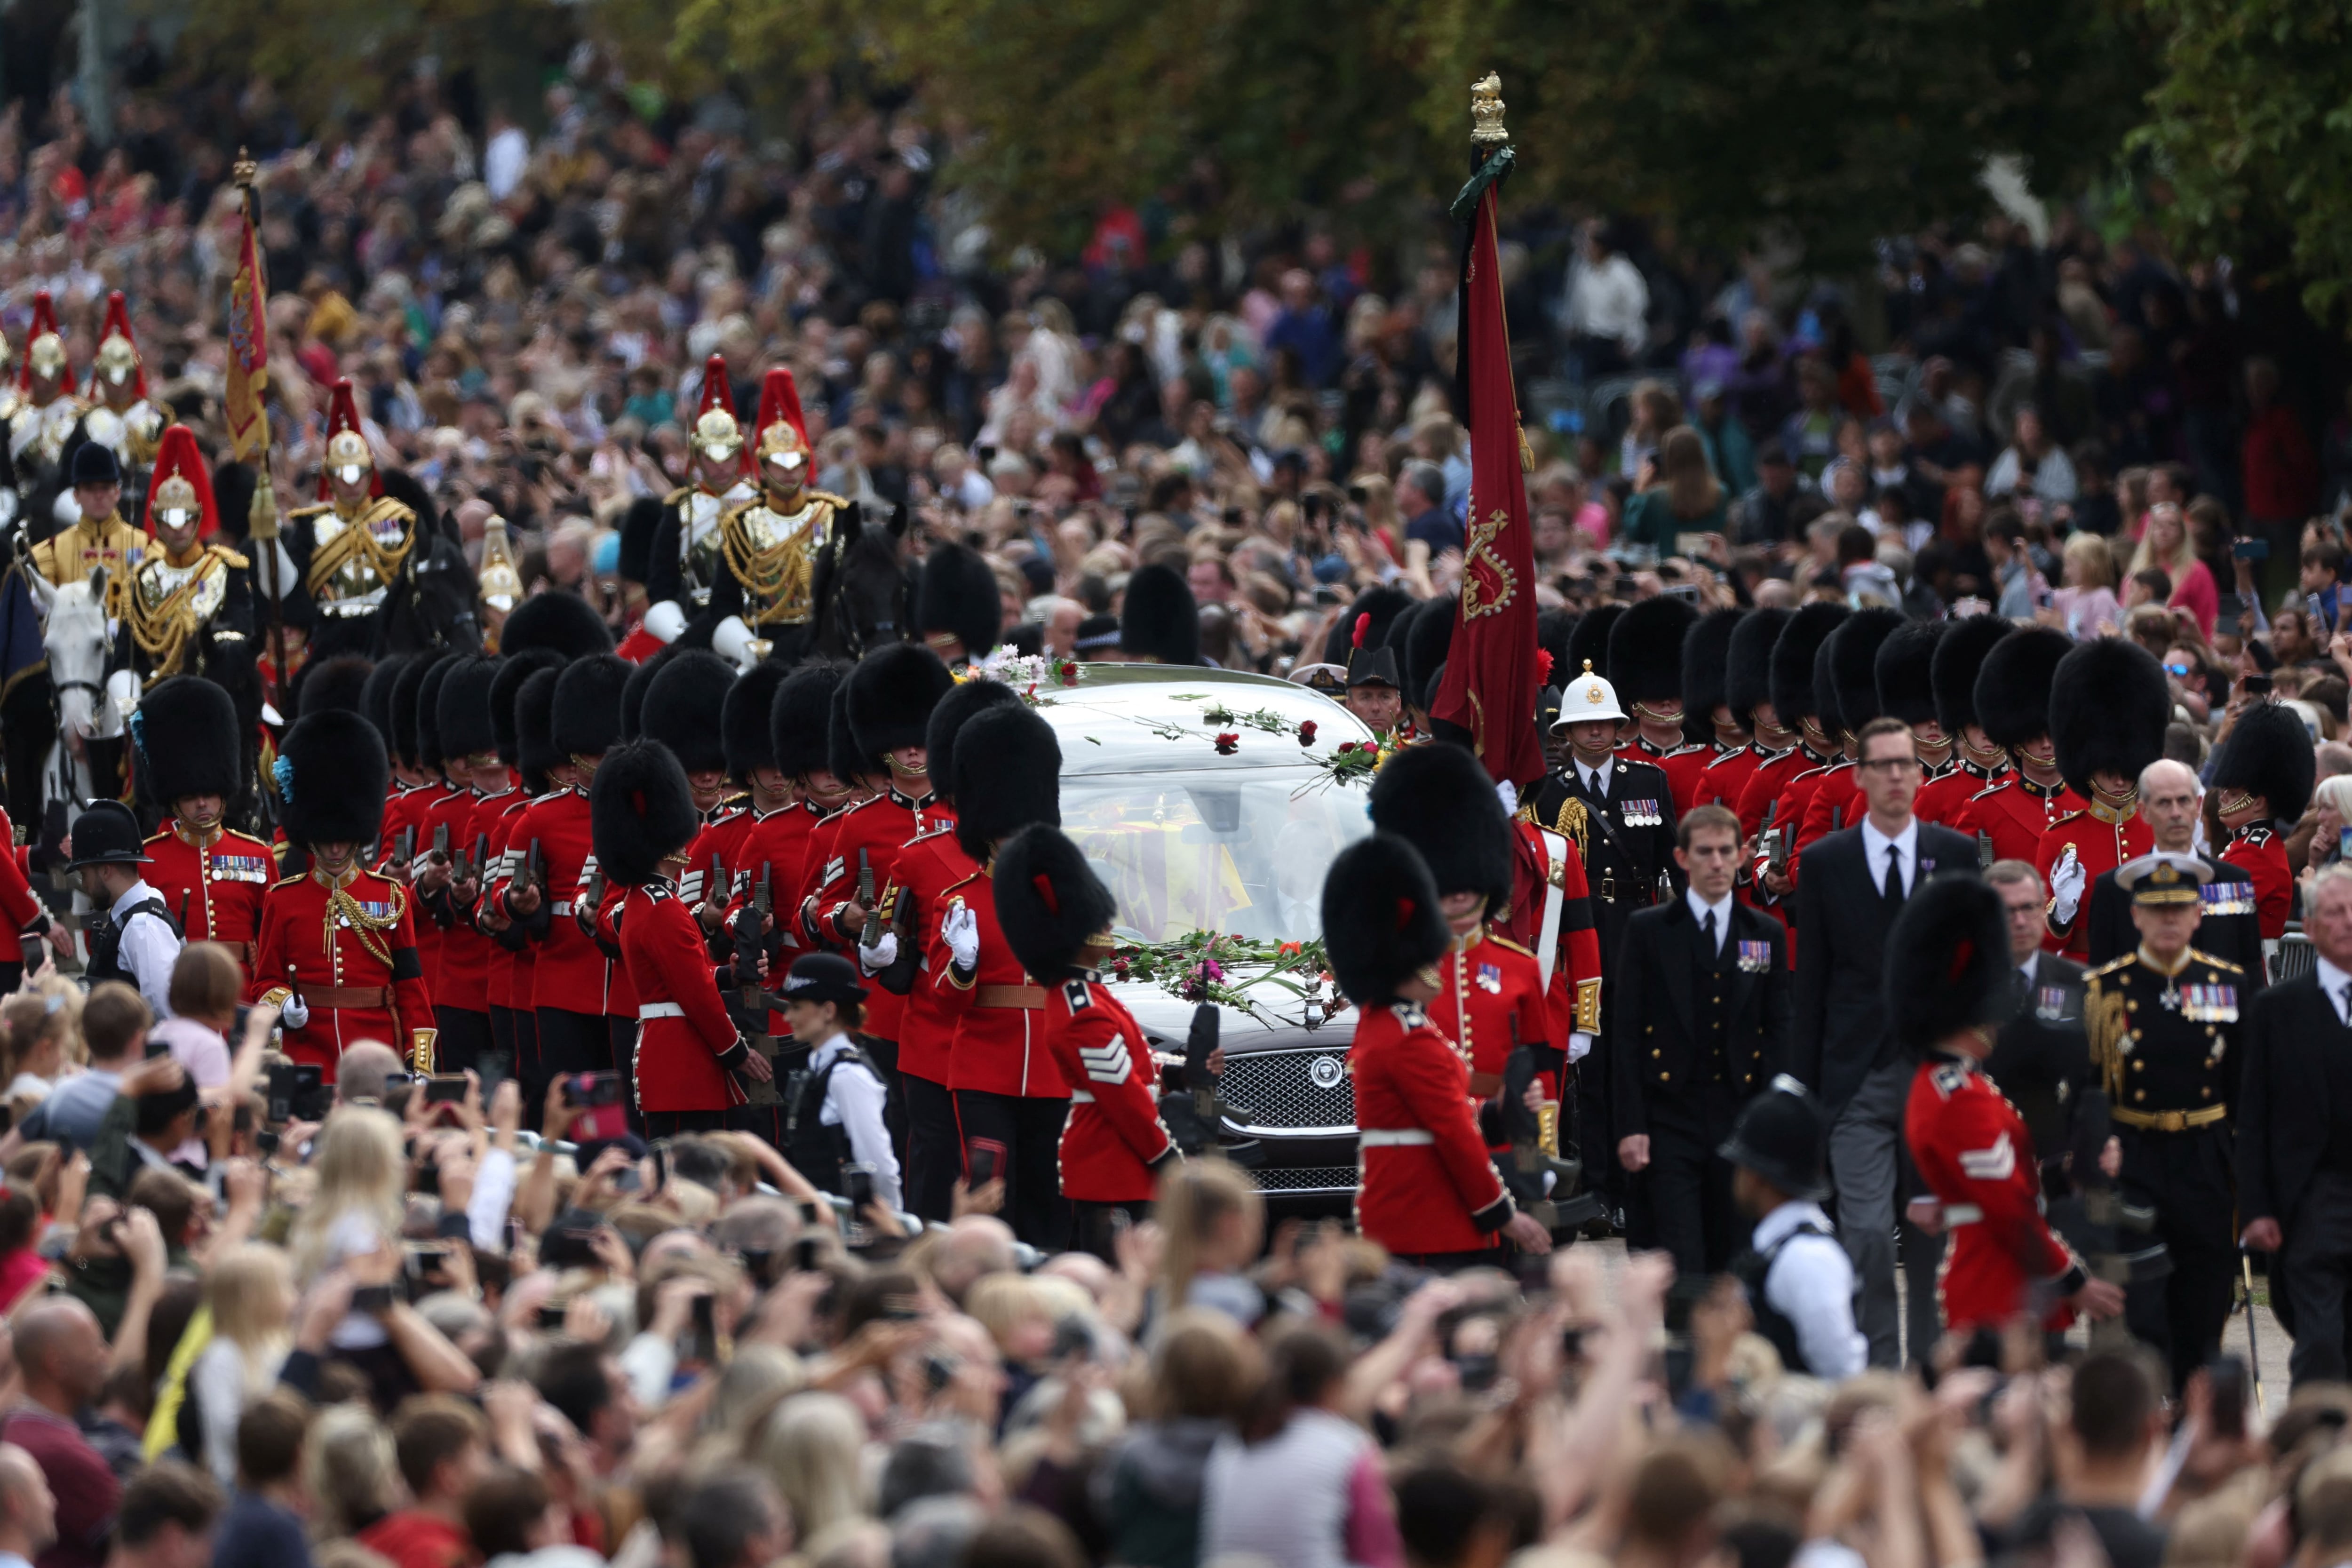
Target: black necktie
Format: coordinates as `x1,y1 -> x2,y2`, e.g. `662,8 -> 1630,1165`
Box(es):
1883,843 -> 1905,905
1702,908 -> 1718,953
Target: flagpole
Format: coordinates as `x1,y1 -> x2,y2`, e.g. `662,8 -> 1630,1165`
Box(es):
231,149 -> 289,713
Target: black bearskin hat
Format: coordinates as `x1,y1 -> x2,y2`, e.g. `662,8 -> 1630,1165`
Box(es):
551,654 -> 632,760
276,709 -> 388,849
1828,606 -> 1904,733
915,542 -> 1005,662
491,649 -> 566,768
1368,740 -> 1512,913
643,650 -> 734,774
1683,608 -> 1746,726
2050,637 -> 2170,796
994,825 -> 1119,983
1874,618 -> 1946,728
389,652 -> 443,768
1811,629 -> 1844,737
293,654 -> 373,721
1565,602 -> 1622,685
1321,833 -> 1451,1006
925,677 -> 1023,806
1770,603 -> 1847,725
1885,873 -> 2010,1054
1725,606 -> 1791,723
2210,701 -> 2318,824
618,497 -> 661,586
1931,613 -> 2013,738
590,740 -> 699,887
848,644 -> 955,760
1319,585 -> 1414,666
620,645 -> 677,743
953,705 -> 1062,862
1400,593 -> 1457,712
134,677 -> 239,805
1608,595 -> 1698,711
1537,607 -> 1578,692
723,660 -> 789,780
361,653 -> 410,755
828,679 -> 874,783
771,664 -> 845,780
516,668 -> 562,783
1974,626 -> 2072,751
1119,563 -> 1200,666
500,589 -> 614,659
412,653 -> 459,770
435,656 -> 501,762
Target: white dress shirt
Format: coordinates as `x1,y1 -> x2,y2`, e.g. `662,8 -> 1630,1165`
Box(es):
2319,955 -> 2352,1026
1859,815 -> 1922,898
1687,889 -> 1733,953
1576,757 -> 1616,796
108,878 -> 183,1020
1754,1200 -> 1868,1379
813,1033 -> 904,1210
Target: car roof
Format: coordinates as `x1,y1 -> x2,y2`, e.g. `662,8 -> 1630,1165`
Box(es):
1022,662 -> 1376,775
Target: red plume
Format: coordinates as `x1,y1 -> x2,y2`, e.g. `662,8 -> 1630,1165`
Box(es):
1535,649 -> 1553,684
143,425 -> 219,540
1352,613 -> 1370,650
1032,873 -> 1060,915
96,290 -> 144,397
1395,896 -> 1415,931
754,366 -> 809,450
1946,939 -> 1973,982
316,378 -> 382,500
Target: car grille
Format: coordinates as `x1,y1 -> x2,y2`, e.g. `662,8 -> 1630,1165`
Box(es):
1248,1164 -> 1360,1194
1219,1047 -> 1355,1132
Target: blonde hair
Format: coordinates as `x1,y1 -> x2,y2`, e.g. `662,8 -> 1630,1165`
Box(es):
1154,1157 -> 1263,1307
2130,502 -> 2197,580
206,1242 -> 295,1392
289,1106 -> 407,1284
966,1273 -> 1053,1354
1658,426 -> 1723,520
306,1401 -> 402,1538
2063,531 -> 2117,590
754,1393 -> 867,1543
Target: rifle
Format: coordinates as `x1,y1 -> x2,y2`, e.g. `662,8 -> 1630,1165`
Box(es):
706,852 -> 726,915
1977,829 -> 1996,870
177,888 -> 191,938
576,860 -> 606,938
390,826 -> 415,874
430,823 -> 450,868
857,849 -> 882,947
469,833 -> 488,885
735,864 -> 781,1106
1500,1024 -> 1598,1232
1161,1003 -> 1262,1166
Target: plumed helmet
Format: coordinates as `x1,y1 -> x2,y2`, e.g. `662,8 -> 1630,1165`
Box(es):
492,648 -> 566,769
1319,585 -> 1414,666
915,543 -> 1005,663
1770,603 -> 1847,726
1884,873 -> 2011,1054
414,653 -> 460,770
722,659 -> 789,781
924,678 -> 1023,807
591,740 -> 700,887
771,664 -> 846,780
1973,626 -> 2072,751
643,650 -> 735,775
516,668 -> 563,784
1873,618 -> 1946,728
361,653 -> 411,756
1565,603 -> 1623,684
847,643 -> 955,760
1828,607 -> 1905,734
952,705 -> 1062,862
993,825 -> 1119,983
1368,740 -> 1512,913
1608,595 -> 1699,713
435,655 -> 501,762
1119,563 -> 1201,667
1931,613 -> 2013,738
620,645 -> 677,742
1683,608 -> 1747,728
276,709 -> 389,849
293,654 -> 374,722
551,654 -> 632,760
2209,701 -> 2318,825
1725,606 -> 1791,724
133,676 -> 240,806
499,590 -> 614,659
2050,637 -> 2170,796
1321,833 -> 1451,1006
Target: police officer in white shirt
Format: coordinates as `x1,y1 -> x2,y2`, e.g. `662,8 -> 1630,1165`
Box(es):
66,802 -> 182,1020
779,954 -> 903,1213
1721,1075 -> 1867,1379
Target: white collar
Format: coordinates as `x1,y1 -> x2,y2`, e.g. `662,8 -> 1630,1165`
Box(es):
2317,955 -> 2352,1012
1577,756 -> 1613,788
2017,952 -> 2039,983
809,1031 -> 857,1064
1859,814 -> 1919,865
1686,888 -> 1733,928
1753,1199 -> 1833,1251
109,879 -> 157,920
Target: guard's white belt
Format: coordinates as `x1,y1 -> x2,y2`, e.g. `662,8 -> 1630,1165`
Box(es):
1069,1090 -> 1095,1104
639,1002 -> 684,1019
1359,1128 -> 1435,1147
1942,1203 -> 1984,1226
553,901 -> 574,916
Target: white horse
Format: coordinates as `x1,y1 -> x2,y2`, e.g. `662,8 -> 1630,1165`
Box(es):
24,567 -> 124,810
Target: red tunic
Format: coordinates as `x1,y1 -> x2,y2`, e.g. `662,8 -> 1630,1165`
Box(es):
1619,737 -> 1717,816
480,794 -> 535,1011
1040,974 -> 1178,1202
884,828 -> 979,1088
502,788 -> 618,1016
1733,743 -> 1820,844
1429,931 -> 1561,1151
677,803 -> 755,911
1913,756 -> 2003,833
382,783 -> 464,992
140,822 -> 274,959
1793,763 -> 1860,853
1502,823 -> 1604,1040
1696,741 -> 1764,817
2222,825 -> 2294,941
942,865 -> 1064,1098
1905,1050 -> 2083,1334
249,865 -> 436,1079
1969,773 -> 2084,867
614,882 -> 750,1113
1349,1001 -> 1514,1257
0,806 -> 44,965
800,790 -> 942,1044
2035,802 -> 2153,957
421,780 -> 507,1013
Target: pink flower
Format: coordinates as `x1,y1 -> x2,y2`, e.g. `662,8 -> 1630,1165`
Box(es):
1214,732 -> 1240,755
1298,720 -> 1319,746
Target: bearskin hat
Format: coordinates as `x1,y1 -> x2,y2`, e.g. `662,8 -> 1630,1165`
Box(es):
642,650 -> 734,775
361,653 -> 410,755
994,825 -> 1119,983
491,648 -> 566,769
389,653 -> 443,768
2050,637 -> 2170,796
915,542 -> 1005,663
2209,701 -> 2318,824
410,653 -> 459,770
1885,873 -> 2011,1054
620,645 -> 677,743
771,664 -> 846,780
1725,606 -> 1791,723
1319,585 -> 1414,666
276,709 -> 388,849
847,644 -> 955,760
293,655 -> 373,721
1683,608 -> 1747,727
1400,593 -> 1457,711
516,668 -> 562,784
925,678 -> 1023,806
1367,740 -> 1512,913
1973,626 -> 2072,751
1119,563 -> 1201,666
551,654 -> 632,760
1608,595 -> 1699,711
133,677 -> 239,805
617,497 -> 661,586
500,589 -> 614,659
952,705 -> 1062,863
1931,613 -> 2013,739
1828,607 -> 1905,733
722,659 -> 789,780
590,741 -> 699,887
828,679 -> 875,784
1321,833 -> 1451,1006
1565,602 -> 1622,685
1873,618 -> 1946,728
435,656 -> 501,762
1770,603 -> 1847,725
1537,607 -> 1578,692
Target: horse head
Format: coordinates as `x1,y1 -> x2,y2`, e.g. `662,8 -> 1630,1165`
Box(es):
814,511 -> 909,661
46,568 -> 119,749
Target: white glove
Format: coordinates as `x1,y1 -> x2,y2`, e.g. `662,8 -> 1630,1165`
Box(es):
1495,779 -> 1519,814
712,614 -> 760,670
105,669 -> 140,727
2050,846 -> 2087,925
280,994 -> 310,1029
643,599 -> 687,644
859,931 -> 899,973
943,901 -> 980,972
1568,1031 -> 1595,1063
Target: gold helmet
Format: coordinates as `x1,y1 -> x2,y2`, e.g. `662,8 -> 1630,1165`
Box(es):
27,332 -> 65,381
95,334 -> 135,386
326,428 -> 374,470
94,290 -> 140,392
753,366 -> 810,476
18,290 -> 70,395
152,470 -> 199,514
693,406 -> 743,460
477,514 -> 523,613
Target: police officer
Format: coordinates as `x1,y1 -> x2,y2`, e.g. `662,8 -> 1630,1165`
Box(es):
779,953 -> 902,1213
66,801 -> 182,1020
2084,852 -> 2247,1393
1722,1077 -> 1865,1379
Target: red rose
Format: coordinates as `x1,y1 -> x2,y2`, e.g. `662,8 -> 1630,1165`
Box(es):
1214,732 -> 1240,755
1298,720 -> 1319,746
1059,663 -> 1079,686
1337,740 -> 1357,755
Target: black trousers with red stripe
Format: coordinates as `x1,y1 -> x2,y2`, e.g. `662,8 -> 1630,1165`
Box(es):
432,1006 -> 494,1077
952,1088 -> 1070,1251
903,1072 -> 960,1223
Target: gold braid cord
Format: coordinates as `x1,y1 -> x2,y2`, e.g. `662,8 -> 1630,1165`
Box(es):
126,552 -> 238,677
322,882 -> 405,970
304,500 -> 417,597
2084,975 -> 2130,1099
720,494 -> 835,627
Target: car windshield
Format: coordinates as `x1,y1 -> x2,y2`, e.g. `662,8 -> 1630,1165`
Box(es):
1059,770 -> 1371,944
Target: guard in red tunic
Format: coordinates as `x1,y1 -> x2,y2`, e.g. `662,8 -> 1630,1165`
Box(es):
250,708 -> 435,1078
1736,606 -> 1838,846
1609,597 -> 1714,812
1897,873 -> 2124,1340
1967,626 -> 2084,865
2206,701 -> 2313,946
2038,639 -> 2167,958
478,650 -> 565,1081
132,676 -> 274,961
643,650 -> 750,922
1329,833 -> 1554,1267
1681,608 -> 1754,812
1746,605 -> 1848,915
368,655 -> 434,861
996,823 -> 1181,1259
0,803 -> 64,994
411,655 -> 510,1074
1876,619 -> 1956,780
1793,608 -> 1905,857
592,739 -> 773,1133
1912,614 -> 2013,839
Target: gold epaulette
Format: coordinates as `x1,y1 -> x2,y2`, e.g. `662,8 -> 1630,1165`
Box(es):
2084,974 -> 2130,1099
664,485 -> 693,507
286,502 -> 334,521
2084,952 -> 2137,981
807,489 -> 851,509
2189,948 -> 2243,975
273,872 -> 306,888
2048,808 -> 2086,827
1486,934 -> 1536,959
215,543 -> 251,570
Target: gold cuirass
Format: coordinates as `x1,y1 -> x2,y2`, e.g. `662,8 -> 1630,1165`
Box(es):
128,542 -> 247,678
720,492 -> 838,626
675,480 -> 755,609
298,497 -> 417,617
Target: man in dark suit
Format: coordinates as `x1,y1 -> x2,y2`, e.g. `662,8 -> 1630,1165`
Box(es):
1613,803 -> 1792,1279
2084,758 -> 2265,980
2240,862 -> 2352,1386
1982,859 -> 2090,1160
1793,714 -> 1980,1367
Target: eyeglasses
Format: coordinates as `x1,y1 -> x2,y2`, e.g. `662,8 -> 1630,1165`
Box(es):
2165,662 -> 2192,676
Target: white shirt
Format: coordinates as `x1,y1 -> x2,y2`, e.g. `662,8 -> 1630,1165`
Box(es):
108,878 -> 183,1020
813,1034 -> 904,1210
1859,815 -> 1922,898
1576,757 -> 1616,796
1687,889 -> 1732,952
2319,955 -> 2352,1026
1565,253 -> 1651,353
1754,1200 -> 1867,1379
484,126 -> 530,200
2018,952 -> 2041,987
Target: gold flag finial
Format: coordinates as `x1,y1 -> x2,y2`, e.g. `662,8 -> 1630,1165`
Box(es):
1470,72 -> 1509,145
233,146 -> 257,190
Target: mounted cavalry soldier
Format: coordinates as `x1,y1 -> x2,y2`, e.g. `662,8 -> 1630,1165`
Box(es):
705,367 -> 857,671
8,291 -> 84,535
113,426 -> 255,700
67,292 -> 171,525
642,353 -> 759,650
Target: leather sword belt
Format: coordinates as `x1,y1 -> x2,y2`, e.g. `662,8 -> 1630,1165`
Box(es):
977,985 -> 1047,1008
2111,1104 -> 2228,1132
293,982 -> 393,1009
